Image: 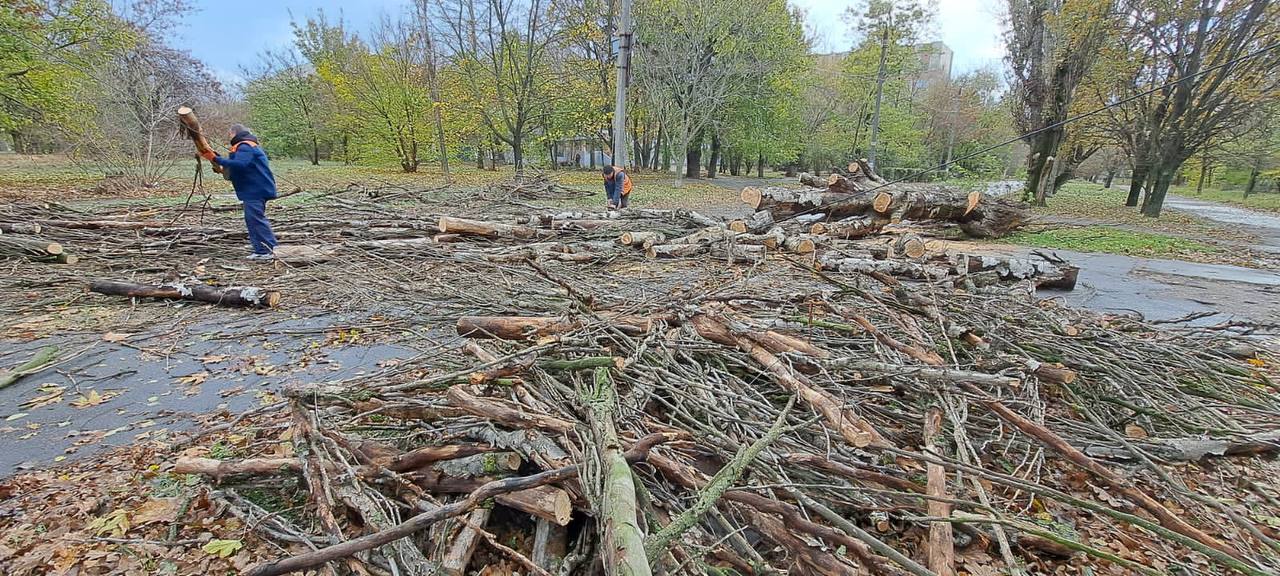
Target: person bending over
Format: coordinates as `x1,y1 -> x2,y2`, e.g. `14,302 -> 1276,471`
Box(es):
602,165 -> 632,209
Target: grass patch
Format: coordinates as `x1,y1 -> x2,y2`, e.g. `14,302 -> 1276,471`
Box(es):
1173,185 -> 1280,215
1035,181 -> 1227,234
1005,226 -> 1221,259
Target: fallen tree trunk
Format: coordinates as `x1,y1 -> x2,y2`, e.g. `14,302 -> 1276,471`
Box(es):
810,216 -> 887,239
0,235 -> 63,257
438,216 -> 543,239
618,231 -> 665,248
177,106 -> 224,175
953,254 -> 1079,291
89,279 -> 280,308
586,368 -> 652,576
0,222 -> 42,234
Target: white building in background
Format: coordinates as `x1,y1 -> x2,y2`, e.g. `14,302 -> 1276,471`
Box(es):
813,40 -> 954,89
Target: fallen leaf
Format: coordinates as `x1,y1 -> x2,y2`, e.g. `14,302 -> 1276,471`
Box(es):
71,389 -> 105,408
6,413 -> 28,422
176,372 -> 209,386
88,508 -> 130,537
198,354 -> 228,364
102,332 -> 131,343
202,539 -> 243,558
133,498 -> 178,525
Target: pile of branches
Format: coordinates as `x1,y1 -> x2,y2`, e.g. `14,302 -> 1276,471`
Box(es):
3,182 -> 1278,576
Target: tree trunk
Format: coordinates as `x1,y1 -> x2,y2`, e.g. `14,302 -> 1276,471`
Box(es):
176,107 -> 224,175
512,134 -> 524,179
1141,163 -> 1176,218
437,217 -> 542,239
89,279 -> 280,308
585,368 -> 653,576
706,134 -> 721,178
1125,163 -> 1148,207
311,135 -> 320,166
477,142 -> 486,169
685,129 -> 703,179
757,153 -> 765,178
1245,164 -> 1260,198
1104,169 -> 1115,188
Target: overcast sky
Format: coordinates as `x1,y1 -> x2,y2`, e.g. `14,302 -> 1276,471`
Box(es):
178,0 -> 1008,86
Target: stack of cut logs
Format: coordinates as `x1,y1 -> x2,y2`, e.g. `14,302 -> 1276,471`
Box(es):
739,160 -> 1029,239
0,222 -> 77,264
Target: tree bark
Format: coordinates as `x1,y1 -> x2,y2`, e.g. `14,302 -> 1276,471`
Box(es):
924,407 -> 955,576
1125,163 -> 1148,207
89,279 -> 280,308
685,129 -> 703,179
706,133 -> 721,178
176,106 -> 224,175
437,216 -> 542,239
586,368 -> 652,576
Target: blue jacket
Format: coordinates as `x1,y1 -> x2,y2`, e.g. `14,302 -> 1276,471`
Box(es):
214,133 -> 277,202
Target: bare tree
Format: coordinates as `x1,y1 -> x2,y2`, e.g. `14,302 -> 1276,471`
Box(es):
1004,0 -> 1113,205
70,43 -> 221,187
1125,0 -> 1277,217
436,0 -> 565,176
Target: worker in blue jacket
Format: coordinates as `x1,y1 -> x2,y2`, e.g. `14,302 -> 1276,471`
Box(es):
202,124 -> 279,260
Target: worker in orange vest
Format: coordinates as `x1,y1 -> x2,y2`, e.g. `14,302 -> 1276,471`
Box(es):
602,165 -> 632,209
201,124 -> 279,260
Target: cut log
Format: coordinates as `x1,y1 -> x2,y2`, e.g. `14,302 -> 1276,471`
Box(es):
456,316 -> 578,340
953,254 -> 1078,291
745,184 -> 1028,238
0,222 -> 42,234
89,279 -> 280,308
0,235 -> 63,257
445,386 -> 576,434
781,234 -> 817,254
438,216 -> 542,239
892,234 -> 927,259
618,231 -> 665,248
645,243 -> 706,259
817,256 -> 949,280
799,172 -> 827,188
272,244 -> 337,265
413,471 -> 574,526
827,173 -> 869,194
710,243 -> 766,263
176,106 -> 224,175
810,216 -> 887,239
728,210 -> 775,234
442,509 -> 491,576
32,252 -> 79,265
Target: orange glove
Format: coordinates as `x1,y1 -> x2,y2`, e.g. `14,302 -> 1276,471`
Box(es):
200,149 -> 217,162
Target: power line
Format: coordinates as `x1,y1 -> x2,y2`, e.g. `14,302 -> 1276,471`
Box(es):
767,39 -> 1280,228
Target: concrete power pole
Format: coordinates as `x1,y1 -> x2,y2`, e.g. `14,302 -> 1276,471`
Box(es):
612,0 -> 633,168
867,13 -> 891,172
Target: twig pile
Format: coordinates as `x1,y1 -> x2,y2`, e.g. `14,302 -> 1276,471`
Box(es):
2,180 -> 1278,576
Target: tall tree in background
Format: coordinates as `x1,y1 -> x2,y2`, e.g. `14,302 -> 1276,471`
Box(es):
845,0 -> 936,171
414,0 -> 452,181
1,0 -> 135,151
634,0 -> 803,185
437,0 -> 564,176
1126,0 -> 1277,217
242,50 -> 332,165
1004,0 -> 1113,206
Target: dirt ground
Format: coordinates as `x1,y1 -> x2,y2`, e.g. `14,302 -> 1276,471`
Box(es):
1,165 -> 1279,576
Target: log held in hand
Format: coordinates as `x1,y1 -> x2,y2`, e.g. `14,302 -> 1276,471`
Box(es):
89,279 -> 280,308
177,106 -> 224,174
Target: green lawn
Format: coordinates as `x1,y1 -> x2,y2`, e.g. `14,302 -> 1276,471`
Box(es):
1032,181 -> 1232,237
1172,184 -> 1280,214
1004,226 -> 1222,260
0,154 -> 747,211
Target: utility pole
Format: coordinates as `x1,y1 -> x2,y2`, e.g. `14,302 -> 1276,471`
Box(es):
867,11 -> 891,171
611,0 -> 633,168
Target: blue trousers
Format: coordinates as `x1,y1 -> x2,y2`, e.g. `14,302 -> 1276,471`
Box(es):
243,200 -> 278,254
606,188 -> 629,208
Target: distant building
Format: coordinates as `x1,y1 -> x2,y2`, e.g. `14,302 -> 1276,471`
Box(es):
812,40 -> 953,89
912,41 -> 953,89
